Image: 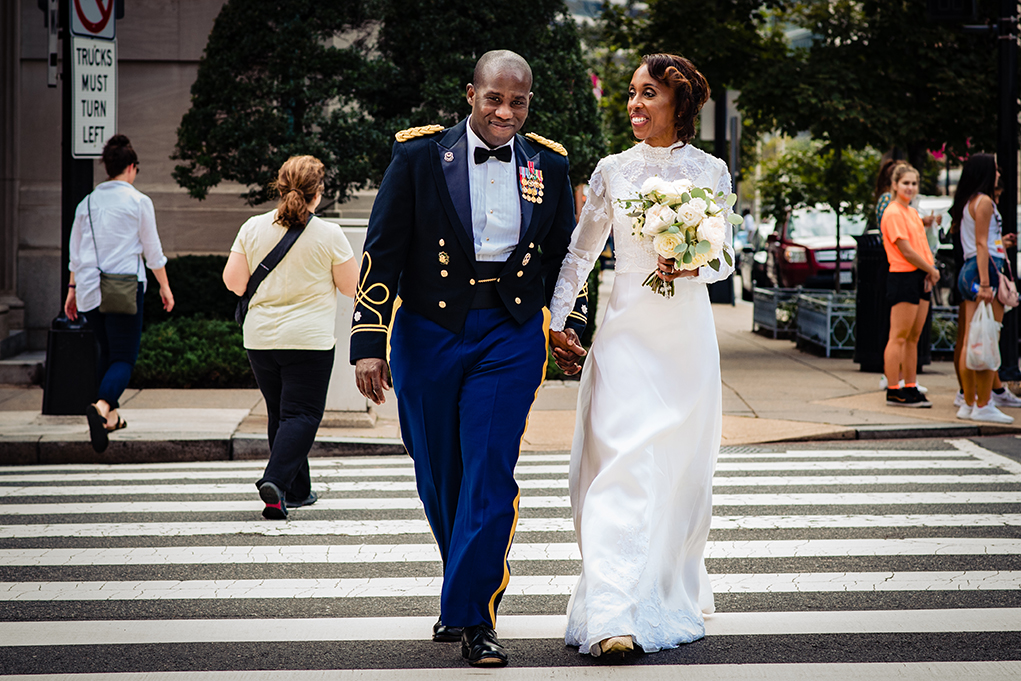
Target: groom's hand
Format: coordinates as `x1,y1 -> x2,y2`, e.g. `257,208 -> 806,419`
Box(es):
356,358 -> 392,405
549,329 -> 586,376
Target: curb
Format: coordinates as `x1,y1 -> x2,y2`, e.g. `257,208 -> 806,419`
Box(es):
1,424 -> 1017,465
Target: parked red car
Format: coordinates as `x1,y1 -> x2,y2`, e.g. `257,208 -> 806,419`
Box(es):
765,208 -> 867,289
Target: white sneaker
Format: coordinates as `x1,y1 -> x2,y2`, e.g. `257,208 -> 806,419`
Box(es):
957,404 -> 974,420
954,390 -> 966,407
916,383 -> 928,395
879,375 -> 888,390
970,403 -> 1015,424
993,389 -> 1021,408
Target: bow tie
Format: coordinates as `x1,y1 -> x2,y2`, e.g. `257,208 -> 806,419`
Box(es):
474,145 -> 512,164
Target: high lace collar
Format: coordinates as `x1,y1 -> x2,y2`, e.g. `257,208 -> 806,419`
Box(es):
634,140 -> 687,162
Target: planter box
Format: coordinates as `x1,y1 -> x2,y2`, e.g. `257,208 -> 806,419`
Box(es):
930,305 -> 958,354
752,287 -> 835,339
796,291 -> 857,357
752,287 -> 800,339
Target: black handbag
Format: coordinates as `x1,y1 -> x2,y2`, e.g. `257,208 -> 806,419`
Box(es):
87,195 -> 140,315
235,215 -> 310,327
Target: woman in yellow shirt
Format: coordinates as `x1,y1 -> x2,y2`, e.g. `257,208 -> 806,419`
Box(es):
880,164 -> 939,408
223,156 -> 358,519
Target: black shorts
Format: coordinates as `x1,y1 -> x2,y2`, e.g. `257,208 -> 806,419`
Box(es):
886,270 -> 931,306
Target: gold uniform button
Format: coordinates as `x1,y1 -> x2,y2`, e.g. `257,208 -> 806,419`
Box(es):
529,242 -> 534,248
517,271 -> 523,277
439,239 -> 445,246
441,270 -> 448,277
470,279 -> 476,285
514,297 -> 521,304
438,301 -> 446,309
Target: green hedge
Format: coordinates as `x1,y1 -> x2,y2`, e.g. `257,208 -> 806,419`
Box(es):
131,317 -> 256,389
143,254 -> 235,327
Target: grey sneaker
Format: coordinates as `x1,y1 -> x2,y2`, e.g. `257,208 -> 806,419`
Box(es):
993,389 -> 1021,408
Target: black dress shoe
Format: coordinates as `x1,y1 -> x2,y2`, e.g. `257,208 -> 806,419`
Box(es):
285,491 -> 318,509
461,624 -> 508,667
432,618 -> 462,642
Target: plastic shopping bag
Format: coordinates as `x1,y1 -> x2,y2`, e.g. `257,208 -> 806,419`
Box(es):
965,301 -> 1001,371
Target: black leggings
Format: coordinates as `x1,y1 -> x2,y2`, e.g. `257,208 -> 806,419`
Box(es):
248,347 -> 335,502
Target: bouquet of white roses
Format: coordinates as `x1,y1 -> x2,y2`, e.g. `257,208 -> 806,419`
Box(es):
619,176 -> 742,298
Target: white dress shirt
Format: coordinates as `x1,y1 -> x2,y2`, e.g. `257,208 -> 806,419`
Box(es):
68,180 -> 168,313
466,117 -> 520,262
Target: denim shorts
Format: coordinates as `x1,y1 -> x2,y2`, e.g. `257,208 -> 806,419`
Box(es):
957,256 -> 1004,302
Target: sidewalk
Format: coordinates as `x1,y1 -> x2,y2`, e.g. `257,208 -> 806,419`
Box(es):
1,285 -> 1017,465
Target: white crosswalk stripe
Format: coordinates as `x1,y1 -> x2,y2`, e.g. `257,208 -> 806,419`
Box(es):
0,437 -> 1019,677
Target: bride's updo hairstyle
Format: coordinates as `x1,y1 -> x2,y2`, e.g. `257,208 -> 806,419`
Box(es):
640,54 -> 711,144
273,155 -> 325,230
101,134 -> 138,178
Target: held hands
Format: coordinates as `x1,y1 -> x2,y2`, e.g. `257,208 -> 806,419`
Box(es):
549,328 -> 586,376
356,358 -> 392,405
1004,233 -> 1018,249
656,256 -> 699,282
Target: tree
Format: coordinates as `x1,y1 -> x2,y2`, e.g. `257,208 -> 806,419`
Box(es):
365,0 -> 605,188
739,0 -> 999,166
759,140 -> 879,288
174,0 -> 605,204
172,0 -> 382,206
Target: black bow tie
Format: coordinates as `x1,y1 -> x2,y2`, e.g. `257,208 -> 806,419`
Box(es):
474,145 -> 512,164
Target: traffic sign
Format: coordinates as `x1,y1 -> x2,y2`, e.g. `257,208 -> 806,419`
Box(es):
71,36 -> 116,158
70,0 -> 115,40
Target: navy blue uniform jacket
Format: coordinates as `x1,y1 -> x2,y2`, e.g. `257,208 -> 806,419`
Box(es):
350,119 -> 588,362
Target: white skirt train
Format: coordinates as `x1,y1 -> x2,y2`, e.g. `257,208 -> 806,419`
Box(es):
564,272 -> 721,655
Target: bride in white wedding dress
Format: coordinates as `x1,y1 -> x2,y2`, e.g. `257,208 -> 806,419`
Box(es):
548,54 -> 733,658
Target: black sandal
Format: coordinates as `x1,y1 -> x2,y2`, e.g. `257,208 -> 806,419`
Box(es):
105,417 -> 127,432
86,404 -> 110,453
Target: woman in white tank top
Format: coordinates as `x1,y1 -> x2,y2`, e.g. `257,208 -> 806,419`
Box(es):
950,153 -> 1016,423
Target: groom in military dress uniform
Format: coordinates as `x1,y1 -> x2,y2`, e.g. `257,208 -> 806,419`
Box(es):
351,50 -> 587,667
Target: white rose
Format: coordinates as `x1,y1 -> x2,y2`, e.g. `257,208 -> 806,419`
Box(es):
642,203 -> 677,236
676,202 -> 704,228
653,232 -> 685,259
698,215 -> 727,253
640,176 -> 672,198
661,179 -> 693,203
677,250 -> 713,271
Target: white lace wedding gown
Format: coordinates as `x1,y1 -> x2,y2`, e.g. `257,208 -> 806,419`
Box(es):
549,141 -> 733,655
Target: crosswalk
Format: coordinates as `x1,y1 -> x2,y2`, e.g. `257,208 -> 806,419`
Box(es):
1,438 -> 1020,679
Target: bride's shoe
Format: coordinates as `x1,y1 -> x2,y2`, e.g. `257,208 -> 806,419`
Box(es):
597,635 -> 633,656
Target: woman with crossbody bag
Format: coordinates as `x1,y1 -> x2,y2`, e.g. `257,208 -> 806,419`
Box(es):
223,156 -> 358,519
64,134 -> 175,453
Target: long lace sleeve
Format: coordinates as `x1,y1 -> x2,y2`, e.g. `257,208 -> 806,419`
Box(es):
550,163 -> 613,332
692,163 -> 736,284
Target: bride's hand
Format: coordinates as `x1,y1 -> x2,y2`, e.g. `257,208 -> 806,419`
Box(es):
657,256 -> 698,281
549,329 -> 586,376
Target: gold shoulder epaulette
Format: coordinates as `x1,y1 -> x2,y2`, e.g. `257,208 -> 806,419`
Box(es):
395,125 -> 444,143
525,132 -> 567,156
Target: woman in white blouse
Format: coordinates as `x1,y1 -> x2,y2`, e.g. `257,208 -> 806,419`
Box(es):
64,134 -> 174,453
549,54 -> 731,659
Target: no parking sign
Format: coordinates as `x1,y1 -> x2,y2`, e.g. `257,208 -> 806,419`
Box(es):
71,0 -> 115,39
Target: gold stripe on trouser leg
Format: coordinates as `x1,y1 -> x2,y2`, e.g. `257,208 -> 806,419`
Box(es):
487,306 -> 551,625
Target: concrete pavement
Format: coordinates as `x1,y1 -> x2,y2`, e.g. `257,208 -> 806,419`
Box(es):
1,277 -> 1018,464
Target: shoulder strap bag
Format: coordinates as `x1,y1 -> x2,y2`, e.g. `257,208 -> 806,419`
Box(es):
998,255 -> 1019,311
235,214 -> 311,327
87,195 -> 141,315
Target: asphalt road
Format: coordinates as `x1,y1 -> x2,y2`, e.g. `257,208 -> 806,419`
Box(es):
1,436 -> 1020,679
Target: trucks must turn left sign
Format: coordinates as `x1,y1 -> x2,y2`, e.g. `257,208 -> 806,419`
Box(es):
71,36 -> 117,159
